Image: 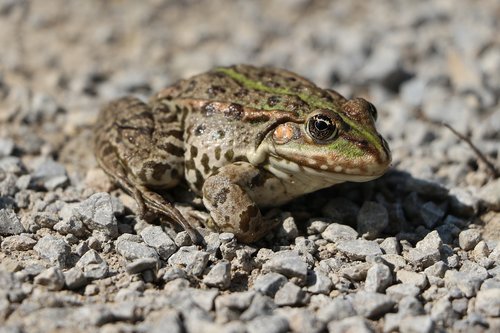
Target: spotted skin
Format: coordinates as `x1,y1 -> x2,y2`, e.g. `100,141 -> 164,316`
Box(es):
94,65 -> 391,243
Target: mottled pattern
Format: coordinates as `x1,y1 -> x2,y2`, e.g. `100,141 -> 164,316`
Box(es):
94,65 -> 391,243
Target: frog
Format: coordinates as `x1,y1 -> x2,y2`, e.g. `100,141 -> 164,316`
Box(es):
94,64 -> 391,243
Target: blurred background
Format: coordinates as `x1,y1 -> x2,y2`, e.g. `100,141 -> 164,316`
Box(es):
0,0 -> 498,188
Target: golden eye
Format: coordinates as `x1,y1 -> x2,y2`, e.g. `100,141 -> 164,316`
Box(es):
307,114 -> 338,142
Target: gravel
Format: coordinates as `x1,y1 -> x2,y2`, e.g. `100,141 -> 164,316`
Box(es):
0,1 -> 498,332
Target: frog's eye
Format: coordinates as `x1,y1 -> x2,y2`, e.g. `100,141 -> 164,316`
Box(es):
368,103 -> 378,121
307,114 -> 338,142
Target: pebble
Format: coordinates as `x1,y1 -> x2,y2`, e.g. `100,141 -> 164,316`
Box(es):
274,282 -> 305,306
63,267 -> 88,290
0,137 -> 14,157
253,272 -> 287,296
321,223 -> 358,243
140,225 -> 177,260
477,178 -> 500,210
475,288 -> 500,317
396,270 -> 428,290
328,316 -> 374,333
115,234 -> 159,261
278,308 -> 323,333
1,235 -> 36,251
246,314 -> 289,333
379,237 -> 400,255
262,251 -> 308,284
321,198 -> 359,225
351,291 -> 395,319
125,258 -> 158,274
30,159 -> 68,191
399,315 -> 435,333
419,201 -> 445,229
33,235 -> 70,267
203,260 -> 231,289
0,209 -> 24,236
276,215 -> 299,240
75,249 -> 109,279
73,193 -> 118,239
404,231 -> 442,268
336,239 -> 382,260
167,245 -> 209,277
386,284 -> 420,301
364,263 -> 392,293
316,297 -> 356,322
356,201 -> 388,239
34,267 -> 65,291
306,269 -> 332,295
458,229 -> 482,251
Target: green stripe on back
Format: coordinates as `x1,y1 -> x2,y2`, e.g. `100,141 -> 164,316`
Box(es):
216,67 -> 383,151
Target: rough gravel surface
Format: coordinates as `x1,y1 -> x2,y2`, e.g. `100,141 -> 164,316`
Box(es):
0,1 -> 499,332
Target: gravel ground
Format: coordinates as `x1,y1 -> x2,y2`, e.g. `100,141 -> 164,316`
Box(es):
1,1 -> 499,332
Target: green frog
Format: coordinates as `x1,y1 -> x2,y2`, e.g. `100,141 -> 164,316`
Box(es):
94,65 -> 391,243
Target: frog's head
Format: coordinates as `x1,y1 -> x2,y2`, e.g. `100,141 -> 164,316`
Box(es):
266,97 -> 391,184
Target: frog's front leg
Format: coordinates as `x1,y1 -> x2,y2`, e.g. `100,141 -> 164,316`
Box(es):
202,162 -> 284,243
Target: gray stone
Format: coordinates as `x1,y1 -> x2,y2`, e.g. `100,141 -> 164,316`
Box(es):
399,296 -> 425,316
475,288 -> 500,316
278,308 -> 324,333
351,291 -> 395,319
424,261 -> 448,278
448,187 -> 478,216
167,245 -> 209,276
357,201 -> 389,239
477,178 -> 500,210
125,258 -> 159,274
74,193 -> 118,239
143,309 -> 183,333
404,231 -> 442,268
0,137 -> 14,157
262,251 -> 308,284
444,269 -> 482,297
430,297 -> 456,326
340,262 -> 371,282
247,314 -> 289,333
306,219 -> 329,234
215,290 -> 255,317
34,267 -> 65,291
116,234 -> 159,261
75,249 -> 109,279
321,198 -> 359,225
161,267 -> 188,283
1,234 -> 36,251
174,230 -> 192,247
420,201 -> 445,229
386,284 -> 420,301
399,315 -> 435,333
307,269 -> 332,295
396,270 -> 428,290
34,235 -> 70,267
253,272 -> 287,296
337,239 -> 382,260
140,225 -> 177,260
365,263 -> 393,293
321,223 -> 358,243
0,209 -> 24,236
274,282 -> 305,306
240,293 -> 276,321
380,237 -> 401,255
31,159 -> 68,190
203,260 -> 231,289
0,157 -> 24,175
458,229 -> 482,251
63,267 -> 88,290
316,297 -> 356,322
277,215 -> 299,240
327,316 -> 374,333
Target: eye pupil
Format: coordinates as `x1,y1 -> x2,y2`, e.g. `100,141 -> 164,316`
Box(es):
308,114 -> 337,142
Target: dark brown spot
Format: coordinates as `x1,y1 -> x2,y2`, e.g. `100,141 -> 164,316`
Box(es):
267,95 -> 281,107
216,130 -> 225,139
185,158 -> 196,170
161,142 -> 184,157
206,85 -> 226,97
249,173 -> 267,188
234,88 -> 249,98
214,146 -> 221,160
201,153 -> 210,174
224,103 -> 243,120
165,129 -> 183,140
194,170 -> 204,191
171,168 -> 180,180
185,80 -> 197,93
214,187 -> 230,206
238,205 -> 259,232
190,145 -> 198,158
151,163 -> 171,181
224,149 -> 234,161
194,124 -> 206,136
102,144 -> 115,157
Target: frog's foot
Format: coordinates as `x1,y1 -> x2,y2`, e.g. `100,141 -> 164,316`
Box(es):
202,162 -> 282,243
136,186 -> 204,245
